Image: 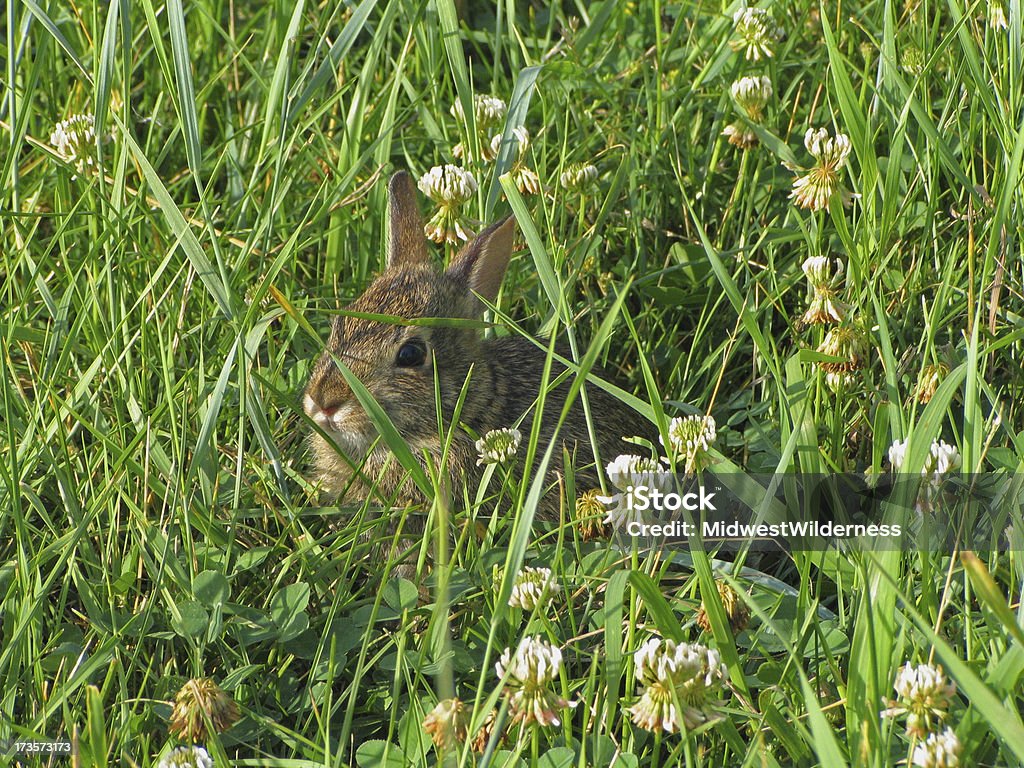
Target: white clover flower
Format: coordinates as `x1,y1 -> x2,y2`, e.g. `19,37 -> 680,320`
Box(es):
695,580 -> 750,633
451,94 -> 508,131
418,165 -> 478,244
602,454 -> 672,530
476,427 -> 522,466
901,45 -> 926,76
930,441 -> 961,475
722,122 -> 758,150
730,7 -> 781,61
491,128 -> 541,195
605,454 -> 668,491
662,414 -> 716,474
50,113 -> 99,176
888,439 -> 961,514
731,75 -> 773,120
476,95 -> 507,127
803,290 -> 846,325
508,566 -> 561,610
418,165 -> 478,204
882,663 -> 957,738
722,77 -> 771,147
422,698 -> 468,750
425,215 -> 474,244
801,256 -> 846,325
804,128 -> 853,165
824,369 -> 857,392
789,128 -> 853,211
495,636 -> 575,726
490,126 -> 531,158
802,255 -> 840,289
451,95 -> 508,162
605,453 -> 665,477
802,255 -> 830,283
911,728 -> 962,768
888,439 -> 909,471
815,324 -> 867,390
596,491 -> 643,531
888,439 -> 962,478
628,637 -> 728,733
893,662 -> 956,703
451,140 -> 494,163
497,636 -> 560,684
817,325 -> 866,370
510,166 -> 541,195
157,746 -> 213,768
559,162 -> 598,190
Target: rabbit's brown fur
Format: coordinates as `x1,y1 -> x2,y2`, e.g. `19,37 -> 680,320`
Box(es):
304,171 -> 656,516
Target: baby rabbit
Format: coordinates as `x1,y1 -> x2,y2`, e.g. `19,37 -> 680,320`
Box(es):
304,171 -> 655,516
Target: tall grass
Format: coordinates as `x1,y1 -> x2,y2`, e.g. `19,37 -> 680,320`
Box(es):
2,0 -> 1023,766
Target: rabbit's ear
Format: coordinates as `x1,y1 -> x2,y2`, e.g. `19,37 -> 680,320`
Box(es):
387,171 -> 429,268
446,215 -> 516,305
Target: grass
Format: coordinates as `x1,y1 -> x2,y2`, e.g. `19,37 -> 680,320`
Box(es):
2,0 -> 1024,765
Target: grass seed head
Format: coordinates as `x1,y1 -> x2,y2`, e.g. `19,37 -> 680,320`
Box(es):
915,363 -> 949,404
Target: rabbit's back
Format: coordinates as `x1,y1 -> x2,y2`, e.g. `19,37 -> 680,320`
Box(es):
465,335 -> 657,492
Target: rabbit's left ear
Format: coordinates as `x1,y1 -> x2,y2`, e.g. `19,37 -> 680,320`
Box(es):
446,215 -> 516,304
387,171 -> 429,268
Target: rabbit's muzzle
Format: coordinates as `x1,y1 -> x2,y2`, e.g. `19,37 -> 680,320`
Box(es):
303,392 -> 353,431
303,352 -> 370,453
304,393 -> 377,458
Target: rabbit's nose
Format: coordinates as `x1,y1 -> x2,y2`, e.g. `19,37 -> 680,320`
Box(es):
304,392 -> 339,419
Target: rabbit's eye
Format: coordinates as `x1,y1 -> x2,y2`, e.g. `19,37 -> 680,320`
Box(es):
395,339 -> 427,367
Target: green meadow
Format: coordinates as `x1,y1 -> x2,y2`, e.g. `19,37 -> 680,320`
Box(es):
2,0 -> 1024,765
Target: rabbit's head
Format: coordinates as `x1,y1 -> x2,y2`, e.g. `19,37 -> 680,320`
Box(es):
304,171 -> 515,462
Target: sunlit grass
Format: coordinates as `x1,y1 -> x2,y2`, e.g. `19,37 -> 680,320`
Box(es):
2,0 -> 1023,766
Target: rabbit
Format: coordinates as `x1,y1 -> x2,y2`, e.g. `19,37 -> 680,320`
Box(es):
303,170 -> 657,520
